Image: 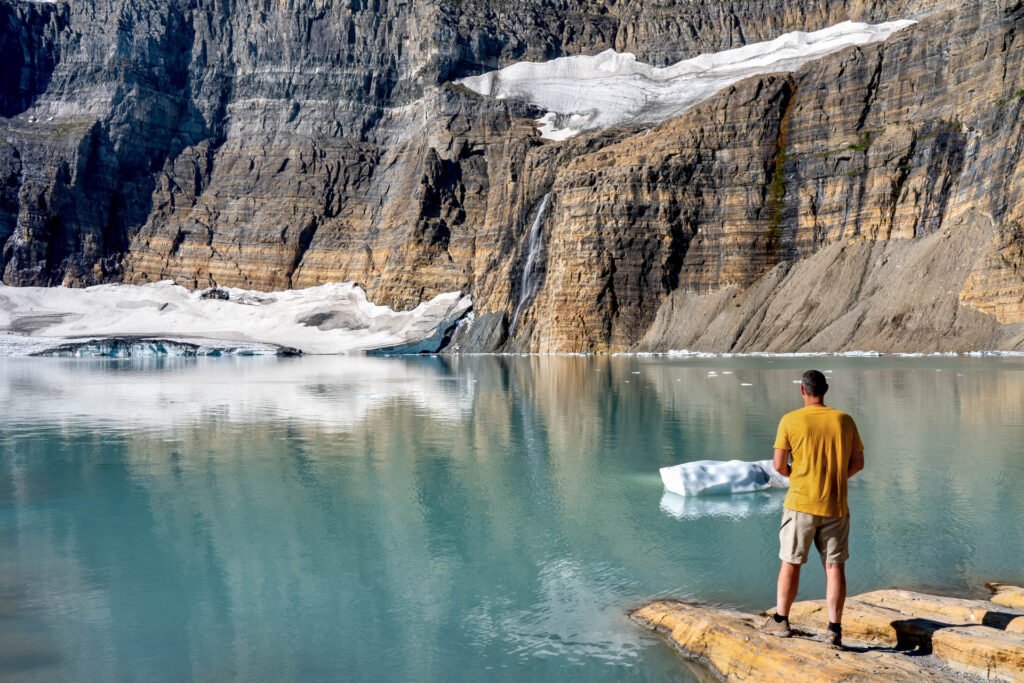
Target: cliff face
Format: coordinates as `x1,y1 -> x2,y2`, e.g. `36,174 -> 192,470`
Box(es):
1,0 -> 1022,352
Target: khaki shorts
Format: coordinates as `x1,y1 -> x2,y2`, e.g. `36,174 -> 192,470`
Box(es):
779,508 -> 850,565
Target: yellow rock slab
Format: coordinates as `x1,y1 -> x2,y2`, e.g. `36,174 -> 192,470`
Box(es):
630,601 -> 948,682
786,598 -> 914,647
786,589 -> 1024,679
855,589 -> 994,625
990,584 -> 1024,610
931,626 -> 1024,681
634,588 -> 1024,681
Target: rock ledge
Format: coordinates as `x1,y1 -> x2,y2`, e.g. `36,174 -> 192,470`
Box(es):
631,585 -> 1024,681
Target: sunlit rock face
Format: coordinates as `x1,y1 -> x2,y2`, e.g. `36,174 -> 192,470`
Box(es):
1,0 -> 1022,352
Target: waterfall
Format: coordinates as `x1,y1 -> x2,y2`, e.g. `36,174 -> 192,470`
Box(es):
509,193 -> 550,335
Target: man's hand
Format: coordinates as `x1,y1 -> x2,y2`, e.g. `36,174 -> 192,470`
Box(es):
773,448 -> 791,477
848,449 -> 865,478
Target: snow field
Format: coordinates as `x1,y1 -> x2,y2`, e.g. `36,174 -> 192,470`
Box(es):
457,21 -> 916,140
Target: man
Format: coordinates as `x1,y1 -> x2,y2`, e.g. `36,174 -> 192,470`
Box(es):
760,369 -> 865,649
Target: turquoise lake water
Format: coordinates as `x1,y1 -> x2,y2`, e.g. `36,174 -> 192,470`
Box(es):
1,355 -> 1023,681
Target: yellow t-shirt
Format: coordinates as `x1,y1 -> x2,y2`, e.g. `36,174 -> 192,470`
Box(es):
774,405 -> 863,518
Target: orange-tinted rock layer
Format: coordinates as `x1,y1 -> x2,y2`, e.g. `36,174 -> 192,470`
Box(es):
633,584 -> 1024,681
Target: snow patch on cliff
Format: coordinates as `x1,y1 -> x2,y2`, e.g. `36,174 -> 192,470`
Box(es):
0,281 -> 471,355
457,20 -> 916,140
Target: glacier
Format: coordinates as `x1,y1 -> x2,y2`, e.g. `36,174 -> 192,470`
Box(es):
457,20 -> 916,140
0,281 -> 471,356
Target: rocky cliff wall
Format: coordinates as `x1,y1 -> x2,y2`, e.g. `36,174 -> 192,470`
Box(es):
1,0 -> 1022,352
522,2 -> 1024,351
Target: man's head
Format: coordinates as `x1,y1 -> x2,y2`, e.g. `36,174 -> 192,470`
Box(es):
800,370 -> 828,400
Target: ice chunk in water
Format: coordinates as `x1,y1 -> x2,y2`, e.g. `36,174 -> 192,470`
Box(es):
660,459 -> 789,496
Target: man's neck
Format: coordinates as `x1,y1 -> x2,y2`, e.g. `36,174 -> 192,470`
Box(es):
802,398 -> 825,408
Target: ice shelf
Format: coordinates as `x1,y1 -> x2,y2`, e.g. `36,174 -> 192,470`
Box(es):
0,281 -> 472,355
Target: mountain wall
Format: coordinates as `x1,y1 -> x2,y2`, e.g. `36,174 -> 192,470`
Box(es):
1,0 -> 1022,352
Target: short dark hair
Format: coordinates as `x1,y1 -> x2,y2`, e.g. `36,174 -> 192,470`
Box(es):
801,370 -> 828,397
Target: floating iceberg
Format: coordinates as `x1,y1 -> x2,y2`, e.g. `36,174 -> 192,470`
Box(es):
660,459 -> 789,497
0,281 -> 471,356
457,21 -> 916,140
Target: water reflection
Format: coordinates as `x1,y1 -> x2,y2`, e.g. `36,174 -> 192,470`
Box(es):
0,356 -> 473,434
659,491 -> 785,520
0,355 -> 1022,682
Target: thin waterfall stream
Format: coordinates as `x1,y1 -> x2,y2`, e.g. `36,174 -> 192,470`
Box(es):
510,193 -> 550,334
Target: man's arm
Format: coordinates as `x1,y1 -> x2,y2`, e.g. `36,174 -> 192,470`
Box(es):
774,448 -> 791,477
848,449 -> 865,478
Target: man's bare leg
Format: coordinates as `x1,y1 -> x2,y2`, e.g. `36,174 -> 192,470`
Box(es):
776,561 -> 801,617
825,562 -> 846,623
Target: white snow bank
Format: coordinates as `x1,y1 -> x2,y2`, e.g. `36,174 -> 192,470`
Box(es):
0,281 -> 471,355
660,459 -> 789,497
457,20 -> 916,140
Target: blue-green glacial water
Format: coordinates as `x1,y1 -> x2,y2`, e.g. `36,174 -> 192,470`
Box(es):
1,355 -> 1023,682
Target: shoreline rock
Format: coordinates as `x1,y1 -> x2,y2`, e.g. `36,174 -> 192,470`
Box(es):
631,584 -> 1024,681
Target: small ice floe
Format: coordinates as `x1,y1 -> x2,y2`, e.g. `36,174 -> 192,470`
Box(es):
966,351 -> 1024,357
660,459 -> 789,497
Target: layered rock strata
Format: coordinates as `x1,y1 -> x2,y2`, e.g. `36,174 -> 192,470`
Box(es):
632,585 -> 1024,681
1,0 -> 1023,352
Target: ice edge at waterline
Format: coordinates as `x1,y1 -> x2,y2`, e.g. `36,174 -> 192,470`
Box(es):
0,281 -> 472,356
